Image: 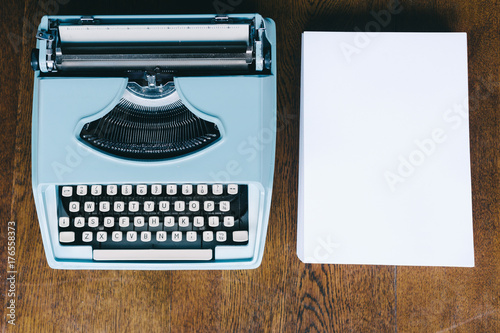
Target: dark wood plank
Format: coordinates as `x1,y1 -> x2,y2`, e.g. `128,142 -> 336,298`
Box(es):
396,0 -> 500,332
275,1 -> 400,332
169,270 -> 223,332
296,265 -> 396,332
1,0 -> 33,331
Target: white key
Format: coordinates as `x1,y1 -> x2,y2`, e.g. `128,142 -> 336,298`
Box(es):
114,201 -> 125,213
76,185 -> 87,196
104,217 -> 115,228
186,231 -> 197,242
82,231 -> 93,243
171,231 -> 182,242
88,216 -> 99,228
174,201 -> 185,212
61,186 -> 73,197
93,249 -> 212,261
156,231 -> 167,242
197,184 -> 208,195
91,185 -> 102,196
151,184 -> 162,195
99,201 -> 110,212
69,201 -> 80,212
159,201 -> 170,212
84,202 -> 95,213
220,201 -> 230,212
212,184 -> 223,195
59,231 -> 75,243
164,216 -> 175,228
188,201 -> 199,212
119,217 -> 130,228
204,201 -> 215,212
203,231 -> 214,242
97,231 -> 107,242
129,201 -> 139,212
149,216 -> 160,227
224,216 -> 235,227
216,231 -> 227,242
137,185 -> 147,195
179,216 -> 189,227
134,216 -> 145,227
182,184 -> 193,195
228,184 -> 238,195
208,216 -> 219,227
233,230 -> 248,242
167,184 -> 177,195
122,184 -> 132,195
74,217 -> 85,228
193,216 -> 204,227
144,201 -> 155,212
112,231 -> 122,242
141,232 -> 151,242
107,185 -> 118,195
59,217 -> 70,228
126,231 -> 137,242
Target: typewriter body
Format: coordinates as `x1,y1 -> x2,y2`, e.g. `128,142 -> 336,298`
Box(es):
31,14 -> 276,269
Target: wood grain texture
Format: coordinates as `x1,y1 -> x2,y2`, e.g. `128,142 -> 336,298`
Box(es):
1,1 -> 25,332
1,0 -> 499,332
395,1 -> 500,332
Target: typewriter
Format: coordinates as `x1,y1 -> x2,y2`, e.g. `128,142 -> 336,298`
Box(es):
31,14 -> 276,270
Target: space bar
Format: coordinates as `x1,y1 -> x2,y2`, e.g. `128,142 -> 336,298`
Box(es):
93,249 -> 212,261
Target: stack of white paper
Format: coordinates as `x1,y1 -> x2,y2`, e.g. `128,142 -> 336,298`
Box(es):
298,32 -> 474,267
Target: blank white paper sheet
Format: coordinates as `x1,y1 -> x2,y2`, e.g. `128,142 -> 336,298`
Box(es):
297,32 -> 474,266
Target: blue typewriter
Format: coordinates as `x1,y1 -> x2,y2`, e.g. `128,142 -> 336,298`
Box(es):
31,14 -> 276,270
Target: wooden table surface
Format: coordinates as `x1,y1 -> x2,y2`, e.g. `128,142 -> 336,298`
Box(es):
1,0 -> 499,332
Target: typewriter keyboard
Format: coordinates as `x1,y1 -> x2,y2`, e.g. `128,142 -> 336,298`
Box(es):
57,184 -> 248,261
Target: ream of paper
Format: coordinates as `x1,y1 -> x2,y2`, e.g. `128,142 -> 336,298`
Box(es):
298,32 -> 474,267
